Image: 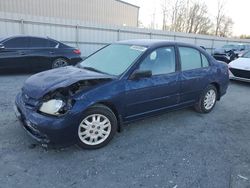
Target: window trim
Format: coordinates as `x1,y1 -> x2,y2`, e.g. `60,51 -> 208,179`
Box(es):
136,45 -> 177,77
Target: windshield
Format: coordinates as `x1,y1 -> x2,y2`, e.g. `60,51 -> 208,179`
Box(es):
242,51 -> 250,58
79,44 -> 147,76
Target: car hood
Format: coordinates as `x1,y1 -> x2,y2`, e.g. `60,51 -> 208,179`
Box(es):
23,66 -> 115,99
229,58 -> 250,70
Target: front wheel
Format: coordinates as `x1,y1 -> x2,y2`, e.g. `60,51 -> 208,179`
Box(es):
195,85 -> 218,113
77,104 -> 117,149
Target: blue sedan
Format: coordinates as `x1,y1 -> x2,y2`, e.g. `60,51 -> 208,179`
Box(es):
15,40 -> 229,149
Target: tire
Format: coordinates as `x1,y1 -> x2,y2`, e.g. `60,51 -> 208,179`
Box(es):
77,104 -> 117,149
194,85 -> 218,113
52,58 -> 68,69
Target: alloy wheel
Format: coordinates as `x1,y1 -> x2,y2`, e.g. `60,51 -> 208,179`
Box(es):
78,114 -> 112,146
204,89 -> 216,110
52,59 -> 68,68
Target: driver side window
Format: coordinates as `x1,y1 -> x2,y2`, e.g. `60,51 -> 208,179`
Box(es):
138,46 -> 176,75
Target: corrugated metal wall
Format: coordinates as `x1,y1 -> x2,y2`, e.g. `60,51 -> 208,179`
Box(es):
0,12 -> 250,56
0,0 -> 139,27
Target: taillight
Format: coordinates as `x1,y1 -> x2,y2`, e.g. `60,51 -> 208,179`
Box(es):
73,49 -> 81,55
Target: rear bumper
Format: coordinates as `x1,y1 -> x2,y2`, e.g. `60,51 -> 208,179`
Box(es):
69,57 -> 82,66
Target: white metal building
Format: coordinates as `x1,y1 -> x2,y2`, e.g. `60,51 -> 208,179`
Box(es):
0,0 -> 139,27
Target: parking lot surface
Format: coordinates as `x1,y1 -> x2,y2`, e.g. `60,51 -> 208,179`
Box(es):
0,74 -> 250,188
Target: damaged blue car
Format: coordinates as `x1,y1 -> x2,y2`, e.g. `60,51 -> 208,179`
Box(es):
15,40 -> 229,149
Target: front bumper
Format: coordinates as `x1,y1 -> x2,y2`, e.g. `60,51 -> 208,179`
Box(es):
15,93 -> 83,146
14,104 -> 50,144
229,69 -> 250,83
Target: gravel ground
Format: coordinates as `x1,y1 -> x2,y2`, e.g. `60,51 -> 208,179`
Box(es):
0,74 -> 250,188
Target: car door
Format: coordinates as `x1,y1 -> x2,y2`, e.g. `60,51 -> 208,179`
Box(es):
178,46 -> 211,104
0,37 -> 30,71
28,37 -> 55,71
124,46 -> 180,120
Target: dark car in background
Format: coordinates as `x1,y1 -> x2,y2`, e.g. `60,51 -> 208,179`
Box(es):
0,36 -> 82,72
213,44 -> 250,64
15,40 -> 229,149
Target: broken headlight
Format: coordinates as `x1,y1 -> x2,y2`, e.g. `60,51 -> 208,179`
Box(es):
39,99 -> 65,116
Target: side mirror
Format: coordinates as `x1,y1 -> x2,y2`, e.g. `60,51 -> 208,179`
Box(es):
130,70 -> 152,80
0,44 -> 5,50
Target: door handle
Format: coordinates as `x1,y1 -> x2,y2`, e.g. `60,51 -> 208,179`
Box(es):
19,52 -> 25,55
49,51 -> 55,54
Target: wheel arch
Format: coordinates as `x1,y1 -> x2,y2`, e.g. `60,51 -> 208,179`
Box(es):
53,56 -> 70,62
95,101 -> 123,132
210,82 -> 221,100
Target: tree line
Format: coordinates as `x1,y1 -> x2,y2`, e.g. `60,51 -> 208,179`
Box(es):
144,0 -> 233,37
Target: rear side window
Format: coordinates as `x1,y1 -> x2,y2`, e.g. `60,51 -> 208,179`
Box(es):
30,38 -> 49,48
179,47 -> 202,71
201,54 -> 209,67
49,40 -> 58,48
4,37 -> 30,48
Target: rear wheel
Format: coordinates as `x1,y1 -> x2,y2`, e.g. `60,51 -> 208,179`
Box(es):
195,85 -> 217,113
77,104 -> 117,149
52,58 -> 68,69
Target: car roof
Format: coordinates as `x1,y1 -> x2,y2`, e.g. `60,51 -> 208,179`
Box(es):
1,35 -> 56,42
116,39 -> 199,48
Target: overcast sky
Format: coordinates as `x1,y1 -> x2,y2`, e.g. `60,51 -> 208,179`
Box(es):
124,0 -> 250,36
